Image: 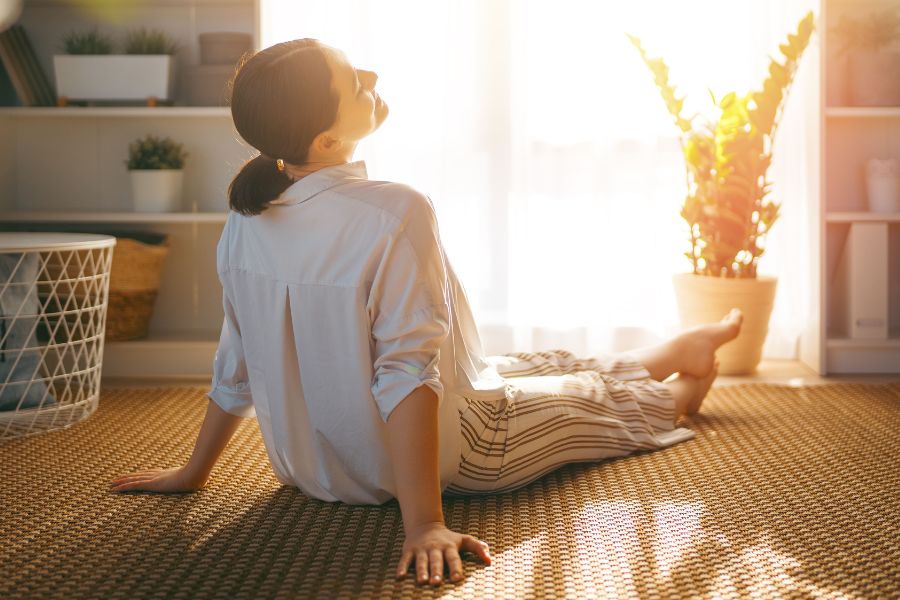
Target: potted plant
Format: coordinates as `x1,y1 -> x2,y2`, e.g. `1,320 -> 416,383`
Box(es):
54,27 -> 180,106
125,134 -> 188,212
629,11 -> 815,374
831,9 -> 900,106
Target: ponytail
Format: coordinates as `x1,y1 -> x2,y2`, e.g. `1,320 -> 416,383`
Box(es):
228,154 -> 295,216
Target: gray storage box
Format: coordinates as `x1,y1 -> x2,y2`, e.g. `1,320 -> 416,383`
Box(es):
185,64 -> 235,106
199,32 -> 253,65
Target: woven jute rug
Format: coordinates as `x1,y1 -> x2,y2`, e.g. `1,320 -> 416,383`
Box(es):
2,382 -> 898,599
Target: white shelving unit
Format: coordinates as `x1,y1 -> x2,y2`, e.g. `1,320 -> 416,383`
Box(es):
825,212 -> 900,222
805,0 -> 900,374
0,107 -> 233,117
0,211 -> 228,223
825,107 -> 900,118
0,0 -> 260,378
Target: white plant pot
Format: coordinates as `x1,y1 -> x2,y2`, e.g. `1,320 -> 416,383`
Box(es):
130,169 -> 184,212
53,55 -> 176,101
672,273 -> 777,375
865,158 -> 900,213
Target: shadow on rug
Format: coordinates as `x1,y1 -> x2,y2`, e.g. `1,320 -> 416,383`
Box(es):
2,382 -> 898,599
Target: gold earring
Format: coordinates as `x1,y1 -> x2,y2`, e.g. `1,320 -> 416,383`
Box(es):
276,158 -> 286,172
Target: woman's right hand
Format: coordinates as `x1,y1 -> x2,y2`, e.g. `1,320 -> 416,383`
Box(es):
109,466 -> 207,494
396,521 -> 491,585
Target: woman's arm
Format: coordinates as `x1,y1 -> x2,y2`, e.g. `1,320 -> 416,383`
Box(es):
182,398 -> 245,484
110,398 -> 244,493
386,384 -> 491,585
385,384 -> 444,529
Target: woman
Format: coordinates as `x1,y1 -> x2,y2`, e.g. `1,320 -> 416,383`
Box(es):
109,39 -> 743,587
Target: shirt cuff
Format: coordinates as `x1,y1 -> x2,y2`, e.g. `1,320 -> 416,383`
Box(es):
372,374 -> 444,422
207,384 -> 256,418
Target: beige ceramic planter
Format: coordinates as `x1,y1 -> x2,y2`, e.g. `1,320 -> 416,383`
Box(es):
672,273 -> 777,375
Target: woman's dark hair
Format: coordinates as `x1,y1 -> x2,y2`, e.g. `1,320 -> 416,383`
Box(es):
227,38 -> 340,216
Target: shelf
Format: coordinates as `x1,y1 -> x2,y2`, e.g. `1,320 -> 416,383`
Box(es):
825,107 -> 900,119
0,107 -> 232,118
828,0 -> 900,8
826,336 -> 900,349
24,0 -> 251,8
825,212 -> 900,223
102,331 -> 219,378
106,330 -> 220,344
0,211 -> 228,223
823,336 -> 900,374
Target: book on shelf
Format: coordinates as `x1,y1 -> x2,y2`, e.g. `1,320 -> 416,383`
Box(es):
0,48 -> 18,106
833,223 -> 889,340
10,25 -> 55,106
0,25 -> 55,106
0,27 -> 35,105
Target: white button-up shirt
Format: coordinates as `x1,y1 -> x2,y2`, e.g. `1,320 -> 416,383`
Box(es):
207,160 -> 507,504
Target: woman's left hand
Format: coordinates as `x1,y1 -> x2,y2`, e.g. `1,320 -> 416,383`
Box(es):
396,522 -> 491,585
109,465 -> 207,494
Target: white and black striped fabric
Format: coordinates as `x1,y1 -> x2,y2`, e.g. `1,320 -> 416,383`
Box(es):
446,349 -> 696,494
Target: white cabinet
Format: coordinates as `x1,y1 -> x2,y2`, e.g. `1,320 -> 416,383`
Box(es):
0,0 -> 260,377
807,0 -> 900,373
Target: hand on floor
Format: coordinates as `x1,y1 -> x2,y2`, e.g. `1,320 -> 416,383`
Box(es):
109,466 -> 207,494
396,522 -> 491,585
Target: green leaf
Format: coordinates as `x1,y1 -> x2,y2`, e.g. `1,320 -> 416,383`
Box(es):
768,60 -> 788,84
798,11 -> 815,39
719,91 -> 737,110
779,42 -> 796,60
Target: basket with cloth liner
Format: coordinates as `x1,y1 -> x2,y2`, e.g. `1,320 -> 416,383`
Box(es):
38,230 -> 170,342
104,231 -> 170,341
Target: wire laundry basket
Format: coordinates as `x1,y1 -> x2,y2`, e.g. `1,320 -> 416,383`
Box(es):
0,233 -> 116,441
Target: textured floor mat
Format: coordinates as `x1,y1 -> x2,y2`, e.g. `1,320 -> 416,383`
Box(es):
2,382 -> 898,599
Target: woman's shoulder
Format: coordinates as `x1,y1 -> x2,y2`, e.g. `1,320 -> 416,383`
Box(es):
352,179 -> 437,224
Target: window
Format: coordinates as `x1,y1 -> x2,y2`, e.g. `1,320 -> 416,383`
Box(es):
262,0 -> 817,358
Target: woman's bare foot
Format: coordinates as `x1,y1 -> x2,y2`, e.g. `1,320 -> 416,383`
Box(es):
675,309 -> 743,378
686,358 -> 718,416
665,374 -> 698,422
665,357 -> 719,422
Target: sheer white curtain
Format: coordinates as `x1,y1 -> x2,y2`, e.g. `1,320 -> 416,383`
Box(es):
261,0 -> 818,359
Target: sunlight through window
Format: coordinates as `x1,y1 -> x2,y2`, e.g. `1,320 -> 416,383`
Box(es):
259,0 -> 816,355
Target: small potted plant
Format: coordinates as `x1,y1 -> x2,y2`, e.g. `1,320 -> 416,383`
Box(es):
125,134 -> 188,212
54,27 -> 180,106
629,11 -> 814,374
830,9 -> 900,106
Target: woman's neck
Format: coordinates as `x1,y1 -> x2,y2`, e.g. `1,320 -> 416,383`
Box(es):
283,158 -> 350,181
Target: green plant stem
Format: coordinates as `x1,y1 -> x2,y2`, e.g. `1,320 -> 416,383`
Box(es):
681,157 -> 700,275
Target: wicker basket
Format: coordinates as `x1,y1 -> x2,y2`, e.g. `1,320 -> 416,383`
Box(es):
105,234 -> 170,341
37,231 -> 169,342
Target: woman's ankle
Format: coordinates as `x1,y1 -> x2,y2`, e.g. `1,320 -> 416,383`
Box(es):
663,374 -> 697,423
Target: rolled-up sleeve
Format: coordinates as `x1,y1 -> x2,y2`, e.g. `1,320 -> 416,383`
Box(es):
368,196 -> 451,422
208,289 -> 256,418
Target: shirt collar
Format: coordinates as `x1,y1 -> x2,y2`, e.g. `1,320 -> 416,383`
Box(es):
269,160 -> 369,206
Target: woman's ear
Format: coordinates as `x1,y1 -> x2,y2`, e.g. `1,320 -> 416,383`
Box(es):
310,131 -> 342,155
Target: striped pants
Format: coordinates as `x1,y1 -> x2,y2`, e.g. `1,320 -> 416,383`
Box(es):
446,349 -> 695,495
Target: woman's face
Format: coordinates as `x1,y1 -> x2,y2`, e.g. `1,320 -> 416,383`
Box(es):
320,45 -> 389,145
